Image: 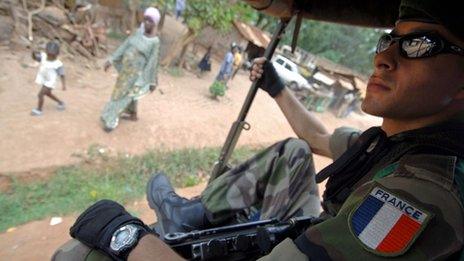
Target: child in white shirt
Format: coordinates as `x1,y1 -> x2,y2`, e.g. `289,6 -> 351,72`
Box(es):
31,41 -> 66,116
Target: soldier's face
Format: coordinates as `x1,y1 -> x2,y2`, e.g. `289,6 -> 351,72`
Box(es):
362,21 -> 464,120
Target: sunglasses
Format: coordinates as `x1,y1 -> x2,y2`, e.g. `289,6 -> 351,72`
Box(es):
376,32 -> 464,58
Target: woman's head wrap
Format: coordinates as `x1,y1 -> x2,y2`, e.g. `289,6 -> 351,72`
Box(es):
144,7 -> 160,24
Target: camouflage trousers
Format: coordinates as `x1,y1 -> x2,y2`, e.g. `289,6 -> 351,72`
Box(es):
52,138 -> 320,260
202,138 -> 321,224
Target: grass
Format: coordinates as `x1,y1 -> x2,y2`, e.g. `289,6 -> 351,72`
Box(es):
107,31 -> 128,41
166,66 -> 185,77
0,146 -> 260,232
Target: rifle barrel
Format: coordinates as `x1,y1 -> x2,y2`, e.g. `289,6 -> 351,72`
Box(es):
210,19 -> 291,182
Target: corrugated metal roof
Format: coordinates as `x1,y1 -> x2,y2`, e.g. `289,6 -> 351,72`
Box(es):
338,78 -> 354,90
313,72 -> 336,86
354,77 -> 368,98
233,21 -> 271,48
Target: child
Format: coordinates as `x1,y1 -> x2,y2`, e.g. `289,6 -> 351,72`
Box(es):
231,46 -> 242,80
31,41 -> 66,116
215,44 -> 236,87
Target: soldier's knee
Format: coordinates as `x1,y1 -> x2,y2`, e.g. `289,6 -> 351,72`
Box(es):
52,239 -> 111,261
285,138 -> 311,155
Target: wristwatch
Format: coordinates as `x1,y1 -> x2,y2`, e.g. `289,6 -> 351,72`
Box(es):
110,224 -> 147,259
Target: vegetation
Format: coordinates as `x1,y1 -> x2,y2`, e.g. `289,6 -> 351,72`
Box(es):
143,1 -> 380,74
289,20 -> 383,75
0,146 -> 260,232
209,81 -> 226,99
167,66 -> 185,77
260,15 -> 384,75
161,1 -> 255,68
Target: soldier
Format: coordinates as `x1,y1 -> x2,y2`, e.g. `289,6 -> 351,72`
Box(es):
54,0 -> 464,260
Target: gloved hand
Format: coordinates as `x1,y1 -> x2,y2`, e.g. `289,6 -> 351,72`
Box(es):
249,57 -> 285,98
70,199 -> 152,260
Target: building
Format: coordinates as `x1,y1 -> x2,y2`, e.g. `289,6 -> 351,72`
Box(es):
193,20 -> 270,62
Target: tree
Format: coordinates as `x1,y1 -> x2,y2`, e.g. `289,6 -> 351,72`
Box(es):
266,19 -> 383,75
296,21 -> 383,75
161,0 -> 255,68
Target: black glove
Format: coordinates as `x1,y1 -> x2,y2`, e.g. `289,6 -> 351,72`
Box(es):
257,60 -> 285,98
70,199 -> 152,261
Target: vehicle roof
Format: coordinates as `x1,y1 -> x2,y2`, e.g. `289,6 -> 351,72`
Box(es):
274,54 -> 294,63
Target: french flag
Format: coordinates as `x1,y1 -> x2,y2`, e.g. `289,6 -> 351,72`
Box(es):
351,187 -> 429,255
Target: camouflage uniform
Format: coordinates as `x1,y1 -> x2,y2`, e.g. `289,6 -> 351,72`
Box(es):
52,137 -> 323,260
53,126 -> 464,260
52,239 -> 112,261
259,126 -> 464,260
202,138 -> 321,224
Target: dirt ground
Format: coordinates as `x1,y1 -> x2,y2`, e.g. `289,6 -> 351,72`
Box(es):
0,184 -> 207,261
0,16 -> 381,260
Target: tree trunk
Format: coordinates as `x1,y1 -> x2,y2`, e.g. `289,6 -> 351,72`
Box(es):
261,20 -> 272,31
158,3 -> 168,31
129,0 -> 140,31
177,31 -> 197,69
161,28 -> 196,68
22,0 -> 45,41
255,13 -> 265,27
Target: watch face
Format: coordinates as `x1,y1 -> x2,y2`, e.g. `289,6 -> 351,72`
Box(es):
110,224 -> 139,253
115,229 -> 130,245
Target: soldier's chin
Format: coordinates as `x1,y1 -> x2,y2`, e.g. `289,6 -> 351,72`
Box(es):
361,100 -> 385,117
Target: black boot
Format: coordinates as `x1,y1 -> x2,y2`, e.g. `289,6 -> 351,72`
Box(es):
146,173 -> 211,237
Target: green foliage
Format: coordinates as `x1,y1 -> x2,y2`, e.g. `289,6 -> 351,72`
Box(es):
107,31 -> 128,41
183,0 -> 235,33
141,0 -> 173,9
180,0 -> 256,34
167,66 -> 185,77
209,81 -> 226,98
297,21 -> 383,75
0,146 -> 260,232
266,19 -> 384,75
231,2 -> 258,24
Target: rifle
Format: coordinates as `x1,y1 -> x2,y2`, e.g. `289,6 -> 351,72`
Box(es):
163,216 -> 321,260
209,18 -> 291,182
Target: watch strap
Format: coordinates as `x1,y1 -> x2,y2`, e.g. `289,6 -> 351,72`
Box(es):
116,225 -> 151,261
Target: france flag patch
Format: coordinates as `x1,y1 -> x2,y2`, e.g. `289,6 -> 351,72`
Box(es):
349,186 -> 431,256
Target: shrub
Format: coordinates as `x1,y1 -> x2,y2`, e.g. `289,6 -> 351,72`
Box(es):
209,81 -> 226,98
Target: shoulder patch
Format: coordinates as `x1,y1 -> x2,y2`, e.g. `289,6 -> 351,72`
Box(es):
348,186 -> 432,256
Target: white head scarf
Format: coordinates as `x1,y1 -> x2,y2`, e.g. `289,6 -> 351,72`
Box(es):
144,7 -> 160,24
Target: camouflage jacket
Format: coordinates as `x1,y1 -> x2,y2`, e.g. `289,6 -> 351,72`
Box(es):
261,122 -> 464,260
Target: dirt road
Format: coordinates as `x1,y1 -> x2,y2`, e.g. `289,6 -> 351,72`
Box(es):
0,184 -> 207,261
0,48 -> 379,175
0,48 -> 380,259
0,16 -> 381,259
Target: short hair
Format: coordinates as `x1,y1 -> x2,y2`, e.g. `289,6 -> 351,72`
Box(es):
46,41 -> 60,55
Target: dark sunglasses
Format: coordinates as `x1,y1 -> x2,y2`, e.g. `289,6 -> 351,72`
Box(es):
376,32 -> 464,58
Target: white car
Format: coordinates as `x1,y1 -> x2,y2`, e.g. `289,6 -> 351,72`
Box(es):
271,55 -> 311,90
